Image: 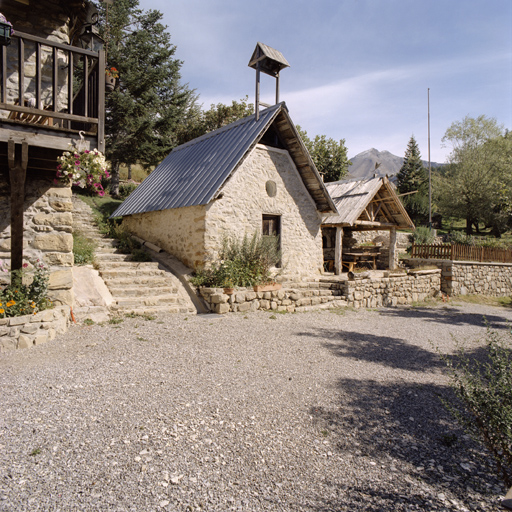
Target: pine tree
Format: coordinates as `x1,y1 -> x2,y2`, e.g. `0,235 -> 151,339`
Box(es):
396,135 -> 429,225
95,0 -> 195,195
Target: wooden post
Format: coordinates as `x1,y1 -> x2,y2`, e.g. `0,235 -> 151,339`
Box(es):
8,139 -> 28,275
334,226 -> 343,275
388,227 -> 397,270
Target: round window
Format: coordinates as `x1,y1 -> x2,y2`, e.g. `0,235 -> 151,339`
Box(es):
265,180 -> 277,197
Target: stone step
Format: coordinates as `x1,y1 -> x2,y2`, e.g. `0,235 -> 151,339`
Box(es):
97,261 -> 161,270
114,295 -> 178,307
101,275 -> 173,286
94,253 -> 134,262
111,305 -> 191,315
99,268 -> 168,279
108,286 -> 177,297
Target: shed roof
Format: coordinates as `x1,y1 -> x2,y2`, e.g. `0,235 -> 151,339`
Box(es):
322,176 -> 414,229
112,102 -> 336,218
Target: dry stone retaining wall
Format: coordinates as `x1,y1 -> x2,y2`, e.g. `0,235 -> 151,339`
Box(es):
342,270 -> 441,308
198,271 -> 441,314
407,259 -> 512,297
0,306 -> 70,352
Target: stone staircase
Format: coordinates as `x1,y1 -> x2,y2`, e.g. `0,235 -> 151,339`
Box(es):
72,196 -> 196,317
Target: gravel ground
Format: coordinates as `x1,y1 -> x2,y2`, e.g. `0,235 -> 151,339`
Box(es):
1,302 -> 510,511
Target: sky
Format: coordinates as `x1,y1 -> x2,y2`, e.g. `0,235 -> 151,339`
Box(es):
137,0 -> 512,163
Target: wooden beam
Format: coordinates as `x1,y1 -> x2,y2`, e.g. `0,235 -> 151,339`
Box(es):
8,139 -> 28,274
354,220 -> 396,227
334,226 -> 343,275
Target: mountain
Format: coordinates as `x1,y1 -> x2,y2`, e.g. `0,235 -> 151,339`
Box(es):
347,148 -> 443,181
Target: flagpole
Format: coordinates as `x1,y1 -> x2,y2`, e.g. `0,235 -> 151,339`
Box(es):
428,88 -> 432,228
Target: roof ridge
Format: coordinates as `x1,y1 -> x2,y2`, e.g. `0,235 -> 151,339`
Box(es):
173,102 -> 284,153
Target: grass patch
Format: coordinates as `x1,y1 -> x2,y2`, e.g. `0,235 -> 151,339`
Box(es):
73,231 -> 96,265
108,316 -> 123,325
82,318 -> 95,325
450,295 -> 512,307
29,448 -> 41,456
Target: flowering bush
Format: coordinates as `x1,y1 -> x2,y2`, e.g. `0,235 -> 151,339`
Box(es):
0,260 -> 52,318
105,67 -> 119,78
56,145 -> 110,196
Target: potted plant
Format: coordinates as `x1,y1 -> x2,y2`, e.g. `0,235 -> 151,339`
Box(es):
55,134 -> 110,196
0,13 -> 13,46
105,67 -> 119,91
253,282 -> 282,292
222,278 -> 235,295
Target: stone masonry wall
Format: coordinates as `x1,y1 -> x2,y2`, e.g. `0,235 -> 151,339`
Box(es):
122,205 -> 207,270
0,178 -> 74,306
407,259 -> 512,297
205,145 -> 324,276
199,271 -> 441,314
342,270 -> 441,308
0,306 -> 70,352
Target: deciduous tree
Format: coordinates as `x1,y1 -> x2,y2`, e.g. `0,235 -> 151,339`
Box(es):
296,126 -> 350,182
436,115 -> 510,235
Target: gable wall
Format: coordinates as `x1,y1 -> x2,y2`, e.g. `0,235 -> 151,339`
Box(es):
122,205 -> 207,270
205,145 -> 324,276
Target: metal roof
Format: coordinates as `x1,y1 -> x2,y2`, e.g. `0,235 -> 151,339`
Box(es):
323,176 -> 414,229
112,102 -> 336,218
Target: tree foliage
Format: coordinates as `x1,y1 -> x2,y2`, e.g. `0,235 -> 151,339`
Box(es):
439,327 -> 512,487
95,0 -> 195,195
296,126 -> 351,182
396,135 -> 429,225
175,97 -> 254,146
436,116 -> 511,235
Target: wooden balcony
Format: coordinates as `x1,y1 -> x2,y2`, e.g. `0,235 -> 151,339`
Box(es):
0,30 -> 105,169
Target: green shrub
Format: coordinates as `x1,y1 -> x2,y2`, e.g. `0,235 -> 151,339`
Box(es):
439,327 -> 512,486
0,261 -> 52,318
446,231 -> 477,246
73,231 -> 96,265
118,181 -> 138,200
412,226 -> 436,245
190,232 -> 281,288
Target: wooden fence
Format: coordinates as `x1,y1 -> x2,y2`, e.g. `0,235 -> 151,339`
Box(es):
411,243 -> 512,263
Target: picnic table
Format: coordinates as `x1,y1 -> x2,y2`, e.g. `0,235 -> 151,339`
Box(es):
342,247 -> 380,272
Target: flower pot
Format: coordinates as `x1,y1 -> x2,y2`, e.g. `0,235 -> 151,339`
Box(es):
105,75 -> 116,91
253,283 -> 282,292
223,287 -> 235,295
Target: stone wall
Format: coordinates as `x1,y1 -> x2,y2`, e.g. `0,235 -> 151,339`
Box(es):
407,258 -> 512,297
205,145 -> 324,276
0,177 -> 74,306
123,144 -> 325,275
199,283 -> 346,314
342,270 -> 441,308
122,205 -> 207,270
198,271 -> 441,314
0,306 -> 70,352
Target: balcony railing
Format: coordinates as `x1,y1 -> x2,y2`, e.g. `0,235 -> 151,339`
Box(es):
0,30 -> 105,152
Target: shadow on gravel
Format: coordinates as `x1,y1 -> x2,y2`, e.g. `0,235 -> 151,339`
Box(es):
378,306 -> 511,329
303,329 -> 443,372
310,378 -> 503,511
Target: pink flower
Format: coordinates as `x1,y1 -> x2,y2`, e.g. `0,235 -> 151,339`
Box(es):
57,164 -> 62,170
22,263 -> 28,268
75,160 -> 80,166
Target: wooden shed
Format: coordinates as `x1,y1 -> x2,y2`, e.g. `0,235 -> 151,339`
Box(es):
322,176 -> 414,274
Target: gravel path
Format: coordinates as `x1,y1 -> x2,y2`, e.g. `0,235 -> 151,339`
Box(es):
1,303 -> 510,511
